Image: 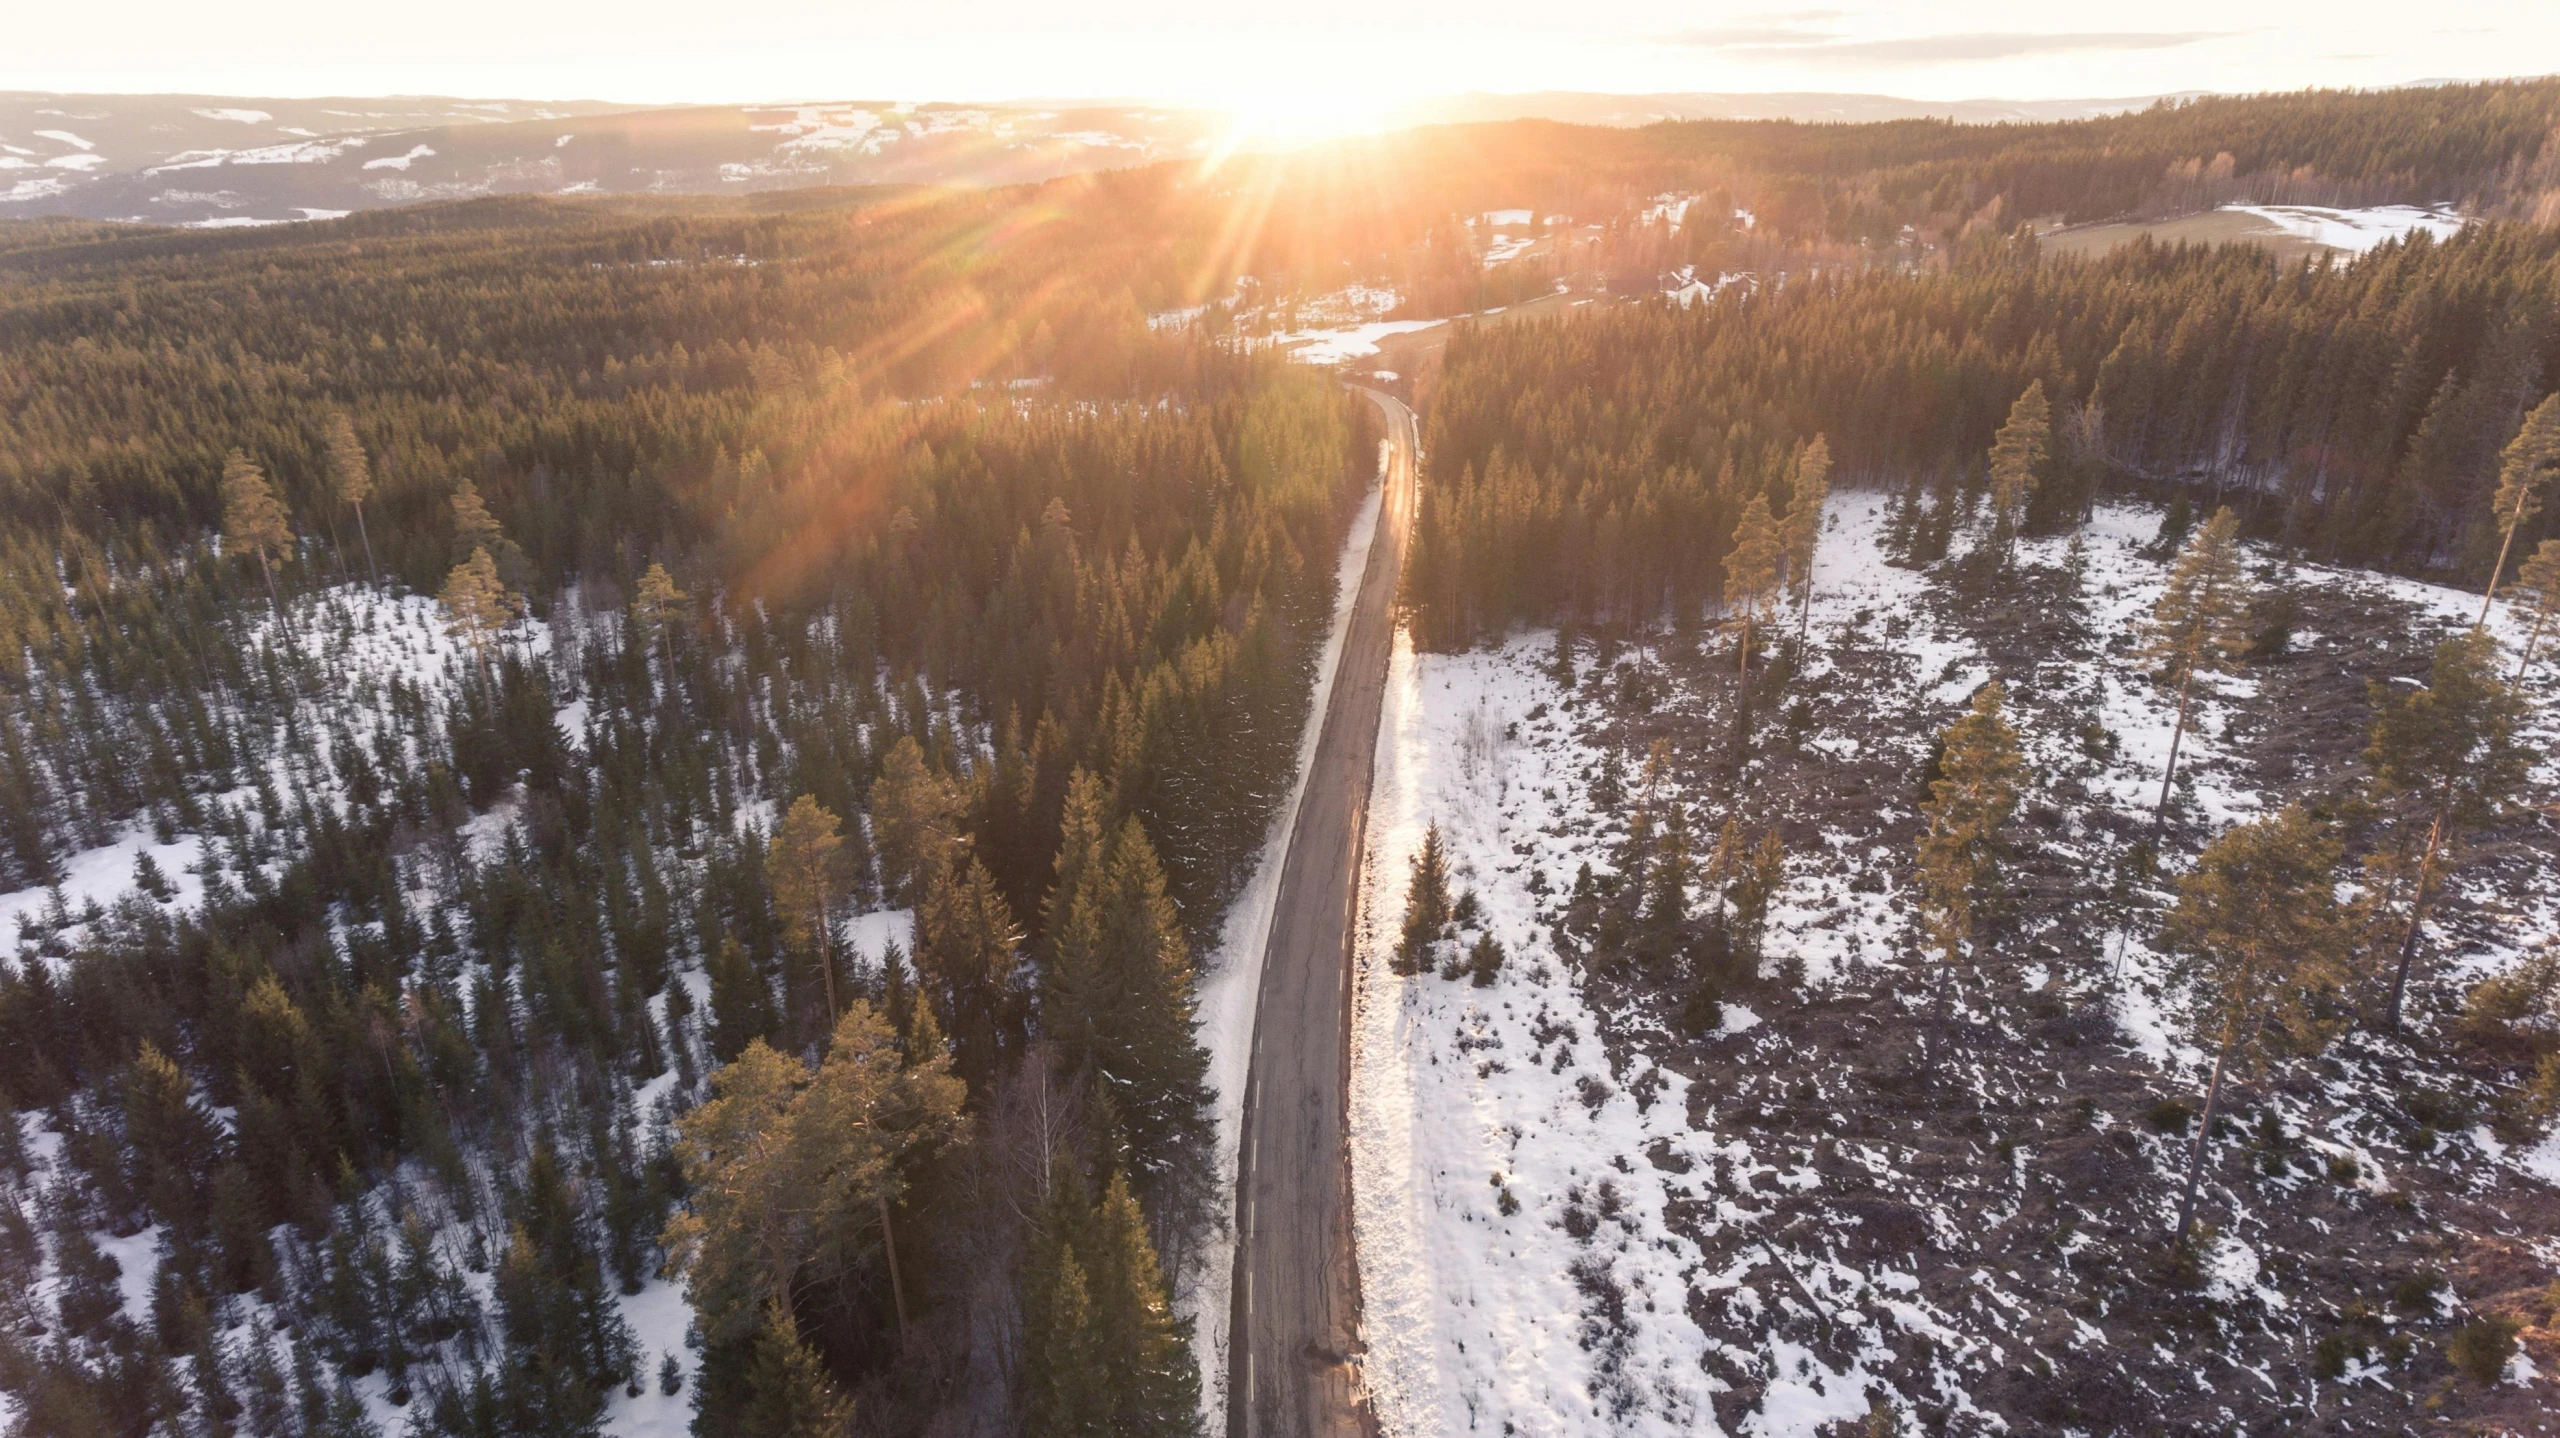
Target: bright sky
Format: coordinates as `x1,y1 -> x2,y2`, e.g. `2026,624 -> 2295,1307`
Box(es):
7,0 -> 2555,124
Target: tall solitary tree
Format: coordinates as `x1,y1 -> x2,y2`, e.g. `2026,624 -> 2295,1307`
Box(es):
2478,391 -> 2560,625
2141,507 -> 2253,825
1913,681 -> 2023,1067
631,562 -> 687,652
1723,490 -> 1782,678
1985,380 -> 2051,558
2365,629 -> 2530,1028
2159,807 -> 2350,1250
322,413 -> 377,580
220,449 -> 293,618
1785,435 -> 1833,642
2508,538 -> 2560,677
437,546 -> 518,683
768,796 -> 849,1027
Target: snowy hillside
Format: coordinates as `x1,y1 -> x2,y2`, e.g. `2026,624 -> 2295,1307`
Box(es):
1351,492 -> 2560,1434
0,93 -> 1225,226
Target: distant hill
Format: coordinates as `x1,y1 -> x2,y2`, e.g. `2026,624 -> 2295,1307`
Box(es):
0,88 -> 2218,228
0,92 -> 1227,226
1399,90 -> 2188,127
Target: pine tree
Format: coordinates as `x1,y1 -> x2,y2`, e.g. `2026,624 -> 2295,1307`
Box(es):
220,450 -> 292,618
739,1302 -> 854,1438
630,562 -> 687,650
1723,491 -> 1782,677
768,796 -> 848,1025
1986,380 -> 2051,557
2478,391 -> 2560,625
1913,681 -> 2023,1066
1394,823 -> 1451,975
437,547 -> 518,683
2140,507 -> 2252,824
322,413 -> 376,580
2159,807 -> 2350,1249
2508,537 -> 2560,676
870,736 -> 963,905
1785,435 -> 1832,642
662,1003 -> 963,1347
2364,629 -> 2531,1027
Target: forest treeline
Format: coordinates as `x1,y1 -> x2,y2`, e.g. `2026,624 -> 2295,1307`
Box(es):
1405,221 -> 2560,647
0,167 -> 1373,1436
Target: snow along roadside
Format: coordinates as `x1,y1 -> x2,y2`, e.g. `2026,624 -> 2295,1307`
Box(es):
1180,450 -> 1388,1426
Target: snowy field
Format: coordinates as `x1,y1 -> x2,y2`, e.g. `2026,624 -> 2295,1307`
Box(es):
1353,630 -> 1732,1435
1347,489 -> 2560,1433
2219,203 -> 2466,254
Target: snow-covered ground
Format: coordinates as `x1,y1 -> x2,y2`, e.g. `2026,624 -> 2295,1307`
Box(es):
2221,203 -> 2466,253
1278,320 -> 1441,364
3,584 -> 549,966
1346,487 -> 2560,1432
1352,631 -> 1726,1435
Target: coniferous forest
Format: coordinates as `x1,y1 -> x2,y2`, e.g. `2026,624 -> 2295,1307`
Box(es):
5,74 -> 2560,1438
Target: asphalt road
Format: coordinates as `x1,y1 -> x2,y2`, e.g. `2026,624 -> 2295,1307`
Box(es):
1227,389 -> 1415,1438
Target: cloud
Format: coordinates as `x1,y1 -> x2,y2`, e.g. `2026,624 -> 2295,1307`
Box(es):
1674,29 -> 2232,65
1663,24 -> 1844,46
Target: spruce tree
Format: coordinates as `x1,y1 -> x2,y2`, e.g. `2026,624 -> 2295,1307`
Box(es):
916,854 -> 1022,1089
707,933 -> 777,1062
1083,1171 -> 1202,1436
124,1041 -> 219,1238
450,475 -> 506,557
2159,807 -> 2350,1249
1394,823 -> 1451,975
1040,815 -> 1210,1212
739,1302 -> 854,1438
1913,681 -> 2023,1066
2140,507 -> 2252,825
1026,1250 -> 1108,1437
